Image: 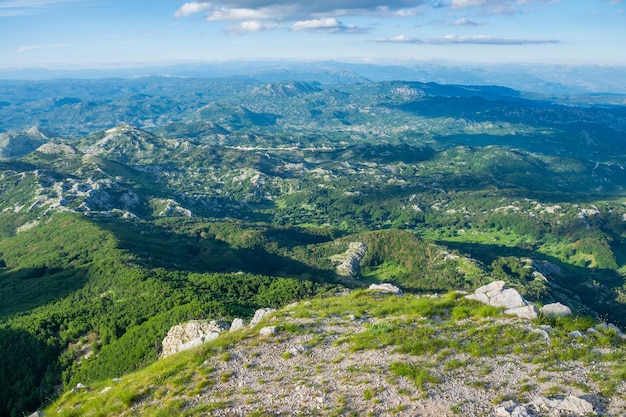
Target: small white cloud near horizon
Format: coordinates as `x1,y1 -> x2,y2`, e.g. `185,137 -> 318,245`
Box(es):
0,0 -> 83,17
376,34 -> 560,45
451,17 -> 484,26
291,17 -> 367,34
17,43 -> 70,53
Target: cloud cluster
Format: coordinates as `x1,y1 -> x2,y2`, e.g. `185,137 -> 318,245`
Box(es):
173,0 -> 559,39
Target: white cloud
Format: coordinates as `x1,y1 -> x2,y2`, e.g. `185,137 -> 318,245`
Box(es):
0,0 -> 81,16
172,0 -> 560,35
451,17 -> 485,25
17,43 -> 70,53
174,2 -> 214,18
205,7 -> 278,21
291,17 -> 367,33
376,34 -> 560,45
224,20 -> 277,35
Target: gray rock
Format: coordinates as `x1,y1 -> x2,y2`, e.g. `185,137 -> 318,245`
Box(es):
288,344 -> 309,356
531,328 -> 550,341
475,280 -> 507,294
259,326 -> 277,336
569,330 -> 584,338
161,320 -> 229,357
250,308 -> 276,326
494,400 -> 532,417
368,283 -> 403,295
465,292 -> 490,305
505,305 -> 538,320
466,281 -> 529,311
541,302 -> 572,317
491,288 -> 527,309
534,395 -> 594,415
28,411 -> 44,417
230,318 -> 245,332
331,242 -> 367,277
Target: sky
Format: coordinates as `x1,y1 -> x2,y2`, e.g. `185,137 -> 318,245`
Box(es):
0,0 -> 625,68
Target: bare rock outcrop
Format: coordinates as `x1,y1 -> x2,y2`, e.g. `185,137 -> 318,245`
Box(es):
495,395 -> 595,416
161,320 -> 228,358
466,281 -> 538,319
331,242 -> 367,277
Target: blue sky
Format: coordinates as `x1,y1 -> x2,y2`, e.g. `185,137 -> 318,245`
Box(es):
0,0 -> 624,68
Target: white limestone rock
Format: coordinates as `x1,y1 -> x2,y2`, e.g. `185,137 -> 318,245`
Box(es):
368,283 -> 403,296
490,288 -> 527,309
505,305 -> 538,320
161,320 -> 228,358
475,280 -> 507,294
533,395 -> 594,415
541,302 -> 572,317
229,318 -> 245,332
259,326 -> 277,337
250,308 -> 276,326
466,281 -> 528,310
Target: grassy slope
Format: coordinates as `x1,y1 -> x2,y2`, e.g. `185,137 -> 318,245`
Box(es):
45,291 -> 626,416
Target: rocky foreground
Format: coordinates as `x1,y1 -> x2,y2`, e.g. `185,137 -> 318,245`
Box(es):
46,285 -> 626,416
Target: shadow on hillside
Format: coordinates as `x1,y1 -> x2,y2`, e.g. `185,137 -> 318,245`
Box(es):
90,216 -> 338,283
438,240 -> 626,324
0,266 -> 88,320
0,327 -> 58,417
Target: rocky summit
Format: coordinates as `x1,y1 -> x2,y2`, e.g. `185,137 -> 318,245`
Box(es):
46,287 -> 626,416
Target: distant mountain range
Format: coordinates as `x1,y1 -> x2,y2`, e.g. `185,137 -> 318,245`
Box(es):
2,60 -> 626,95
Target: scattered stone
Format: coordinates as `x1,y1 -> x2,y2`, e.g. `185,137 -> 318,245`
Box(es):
494,400 -> 532,417
161,320 -> 229,357
113,378 -> 122,383
533,395 -> 594,415
259,326 -> 277,337
288,344 -> 309,356
569,330 -> 584,338
28,411 -> 44,417
541,302 -> 572,318
250,308 -> 276,326
71,383 -> 86,393
230,318 -> 245,332
367,283 -> 403,295
505,305 -> 538,320
531,328 -> 550,341
596,322 -> 624,335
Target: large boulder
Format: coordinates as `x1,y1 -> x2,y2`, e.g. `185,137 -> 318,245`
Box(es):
541,302 -> 572,318
466,281 -> 528,310
368,283 -> 403,296
505,305 -> 539,320
250,308 -> 276,326
161,320 -> 228,357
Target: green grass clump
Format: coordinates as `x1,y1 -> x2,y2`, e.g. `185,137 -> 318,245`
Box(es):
389,362 -> 439,391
